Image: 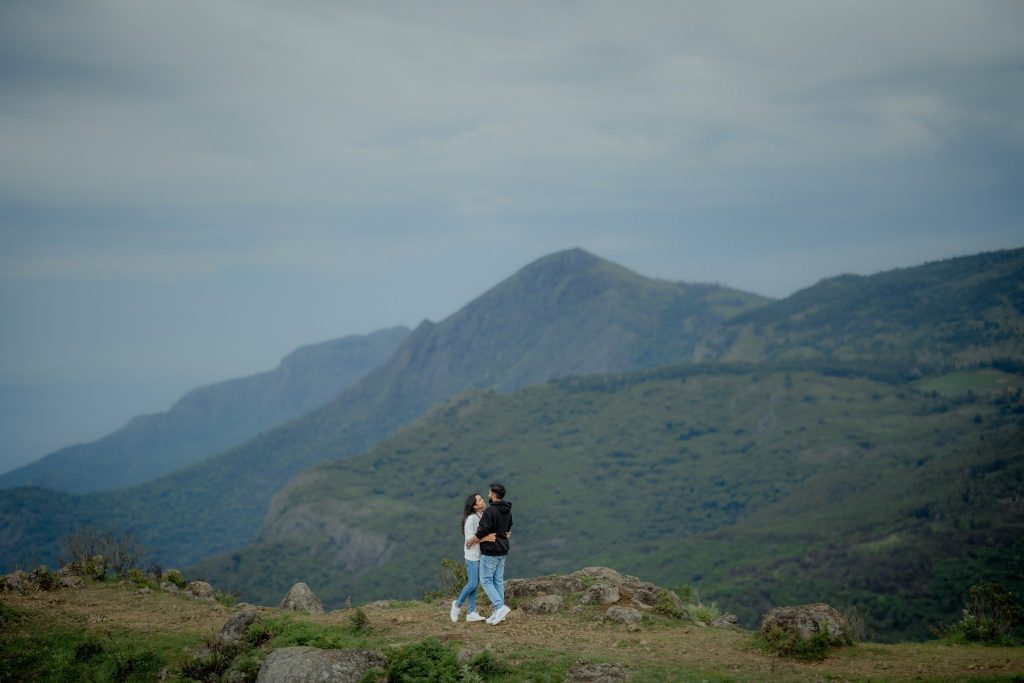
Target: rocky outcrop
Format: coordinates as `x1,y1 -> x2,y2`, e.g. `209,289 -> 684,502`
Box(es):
255,647 -> 385,683
281,582 -> 325,614
711,613 -> 740,629
760,603 -> 846,645
566,662 -> 630,682
506,567 -> 684,620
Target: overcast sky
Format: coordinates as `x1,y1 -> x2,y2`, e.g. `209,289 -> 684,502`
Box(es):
1,1 -> 1022,473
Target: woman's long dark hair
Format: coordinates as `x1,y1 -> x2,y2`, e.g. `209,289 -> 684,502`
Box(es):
461,493 -> 481,536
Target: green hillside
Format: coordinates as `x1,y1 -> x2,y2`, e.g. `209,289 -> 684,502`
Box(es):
194,363 -> 1024,641
0,249 -> 765,571
703,248 -> 1024,373
0,326 -> 410,494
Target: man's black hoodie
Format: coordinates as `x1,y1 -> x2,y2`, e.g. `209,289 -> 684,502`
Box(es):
475,500 -> 513,556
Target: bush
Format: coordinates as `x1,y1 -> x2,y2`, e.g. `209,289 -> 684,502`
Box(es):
761,625 -> 834,661
937,582 -> 1023,645
60,525 -> 147,577
686,600 -> 721,625
385,638 -> 462,682
653,590 -> 684,620
423,558 -> 468,602
178,637 -> 243,681
164,569 -> 187,589
126,568 -> 148,586
349,608 -> 371,634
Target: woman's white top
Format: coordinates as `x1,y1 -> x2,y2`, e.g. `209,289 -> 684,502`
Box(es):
463,512 -> 482,561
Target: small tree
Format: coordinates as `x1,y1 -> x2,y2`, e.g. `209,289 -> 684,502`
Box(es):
60,525 -> 147,577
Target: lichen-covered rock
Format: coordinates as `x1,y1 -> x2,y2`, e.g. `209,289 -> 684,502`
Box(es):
604,607 -> 644,625
255,647 -> 386,683
160,581 -> 180,594
711,613 -> 740,628
580,584 -> 620,606
219,605 -> 259,645
523,594 -> 564,614
185,580 -> 216,601
1,570 -> 29,593
760,603 -> 846,644
60,575 -> 84,589
281,582 -> 325,614
505,574 -> 586,600
565,662 -> 630,681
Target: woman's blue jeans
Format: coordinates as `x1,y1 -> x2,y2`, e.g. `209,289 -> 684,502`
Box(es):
456,559 -> 480,613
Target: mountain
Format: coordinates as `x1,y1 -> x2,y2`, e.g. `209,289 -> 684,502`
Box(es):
0,249 -> 767,571
700,248 -> 1024,373
0,327 -> 411,494
193,363 -> 1024,641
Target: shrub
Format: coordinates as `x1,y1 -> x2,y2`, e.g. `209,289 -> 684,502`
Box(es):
468,649 -> 511,678
33,570 -> 60,592
423,558 -> 468,601
761,625 -> 834,661
686,600 -> 721,625
937,582 -> 1023,645
164,569 -> 187,589
349,608 -> 371,634
126,568 -> 147,586
60,525 -> 147,577
653,590 -> 684,620
385,638 -> 462,682
178,637 -> 243,681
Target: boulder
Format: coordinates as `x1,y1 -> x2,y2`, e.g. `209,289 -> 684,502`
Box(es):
255,647 -> 386,683
160,581 -> 180,594
1,570 -> 29,593
522,594 -> 564,614
604,607 -> 644,625
580,584 -> 620,606
711,613 -> 739,628
219,606 -> 260,645
565,662 -> 630,682
60,575 -> 84,589
136,587 -> 151,595
281,582 -> 325,615
505,574 -> 586,601
760,603 -> 846,645
184,580 -> 216,601
57,565 -> 76,578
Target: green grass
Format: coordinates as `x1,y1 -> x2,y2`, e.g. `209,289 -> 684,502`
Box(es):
0,601 -> 200,683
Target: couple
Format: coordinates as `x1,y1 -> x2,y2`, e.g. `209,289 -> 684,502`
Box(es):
450,482 -> 513,626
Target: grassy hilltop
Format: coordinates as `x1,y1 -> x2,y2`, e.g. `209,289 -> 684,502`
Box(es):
3,574 -> 1024,681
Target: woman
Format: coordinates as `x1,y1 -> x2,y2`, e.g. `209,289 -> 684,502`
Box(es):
450,492 -> 495,623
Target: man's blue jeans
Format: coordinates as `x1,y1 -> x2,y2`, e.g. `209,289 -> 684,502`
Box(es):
480,554 -> 506,611
455,559 -> 480,613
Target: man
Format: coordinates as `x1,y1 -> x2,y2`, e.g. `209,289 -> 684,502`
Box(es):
466,482 -> 513,625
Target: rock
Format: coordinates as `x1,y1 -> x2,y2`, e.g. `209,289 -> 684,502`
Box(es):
522,594 -> 564,614
712,613 -> 740,628
1,570 -> 29,593
136,587 -> 151,595
565,662 -> 630,682
281,582 -> 325,615
505,574 -> 586,601
760,603 -> 846,645
60,575 -> 84,589
255,647 -> 386,683
56,565 -> 76,578
160,581 -> 180,594
630,588 -> 658,607
604,607 -> 644,625
219,606 -> 259,645
580,584 -> 620,606
184,581 -> 216,601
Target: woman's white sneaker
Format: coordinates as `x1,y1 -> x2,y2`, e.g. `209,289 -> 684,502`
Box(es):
466,612 -> 486,622
450,601 -> 460,623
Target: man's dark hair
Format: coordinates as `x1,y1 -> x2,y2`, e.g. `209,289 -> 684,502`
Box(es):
489,483 -> 506,500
